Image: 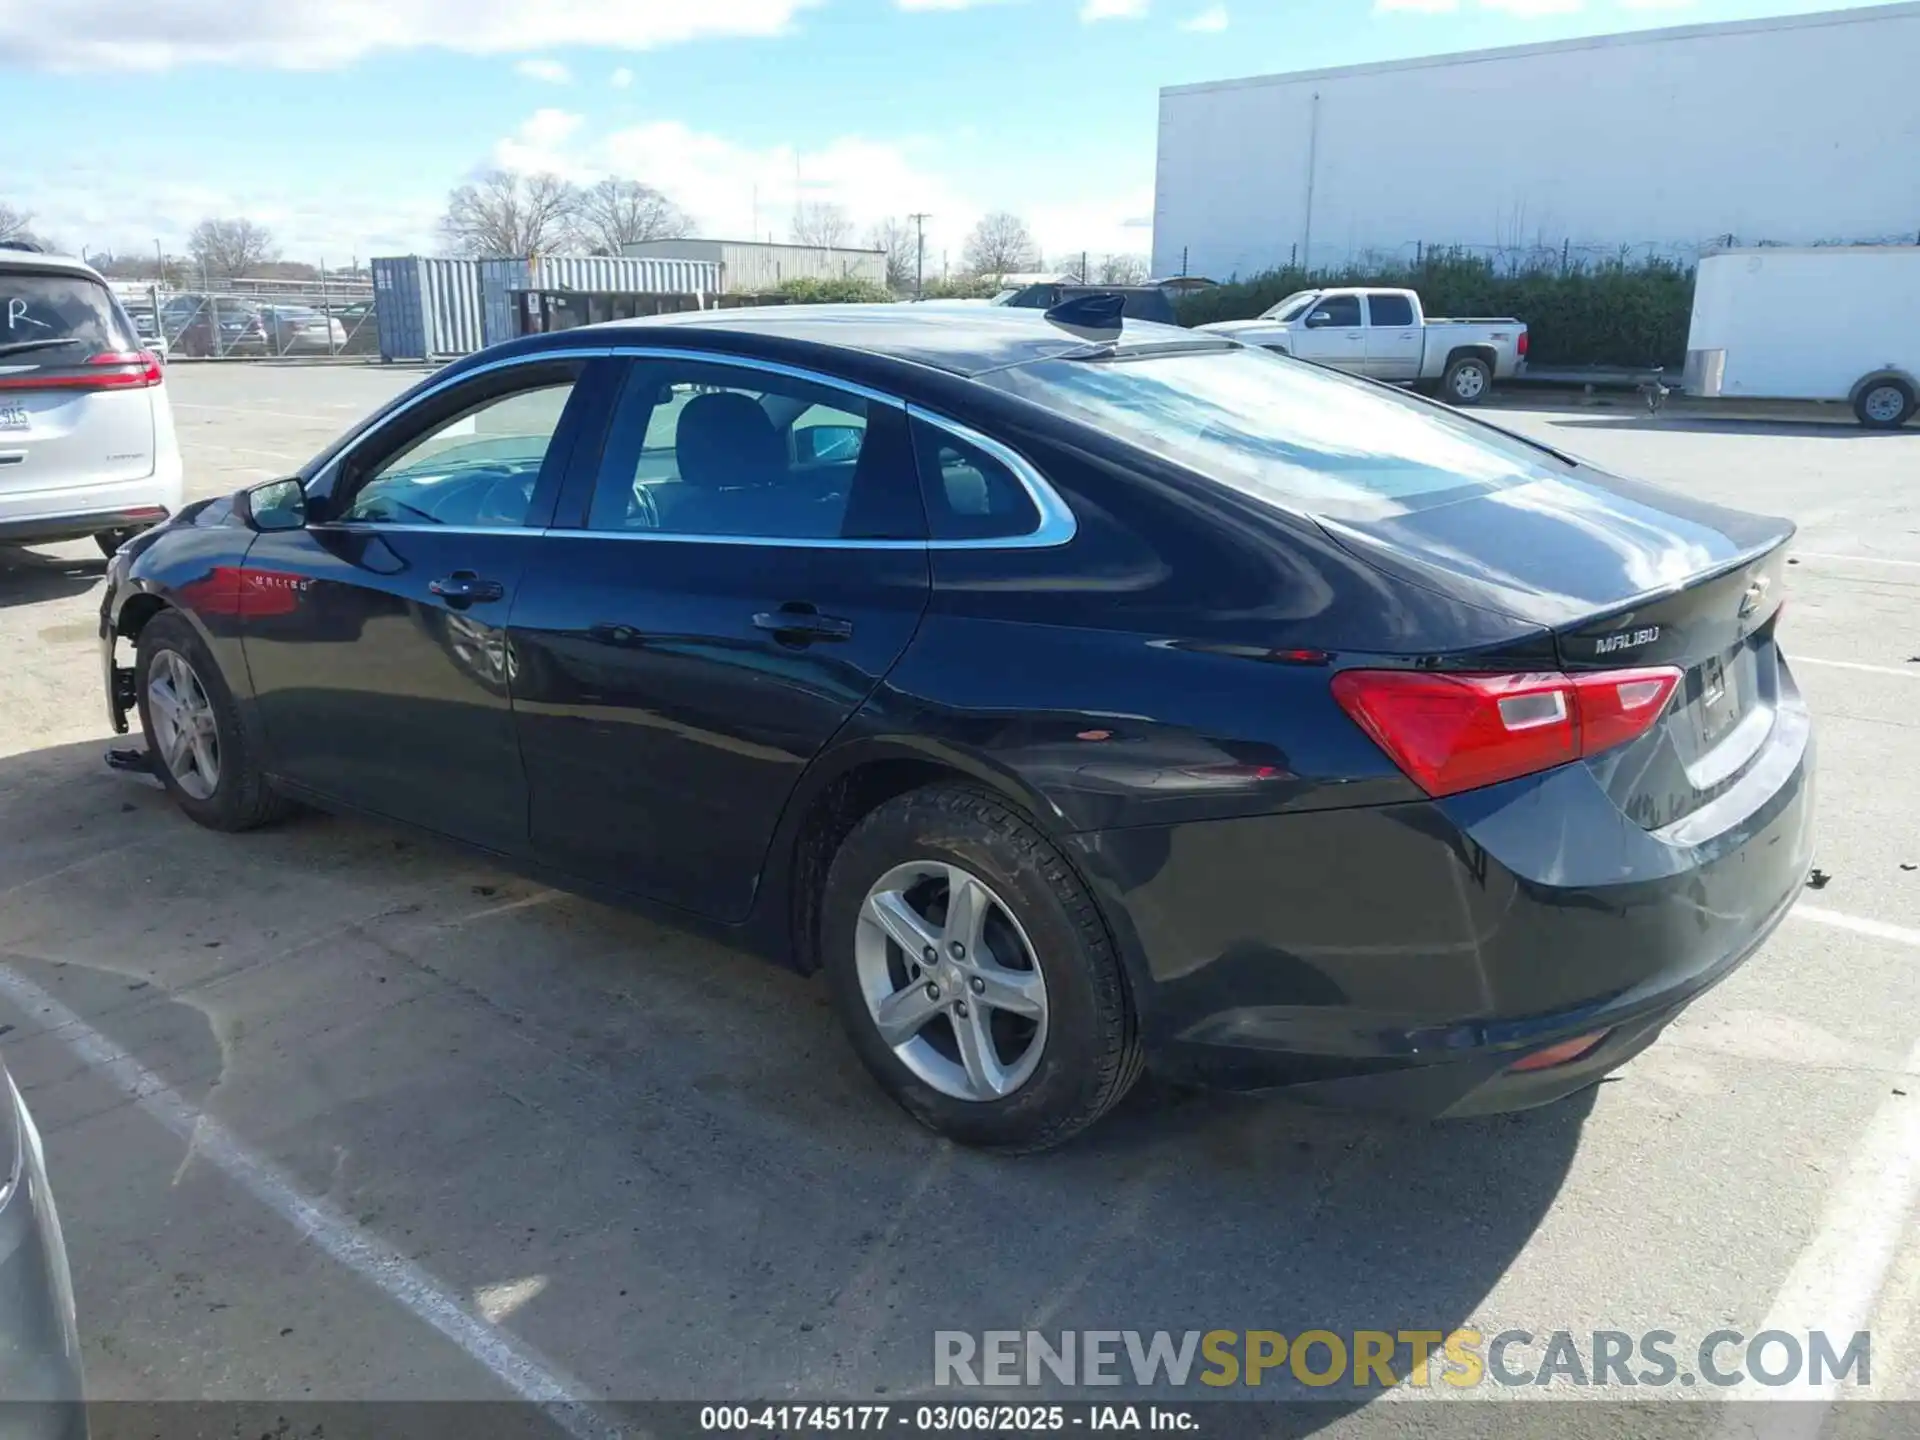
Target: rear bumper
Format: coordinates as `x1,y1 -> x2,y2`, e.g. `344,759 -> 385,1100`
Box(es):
1067,696 -> 1815,1118
0,459 -> 183,546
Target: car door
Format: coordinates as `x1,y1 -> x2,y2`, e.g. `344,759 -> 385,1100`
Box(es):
509,352 -> 932,922
1362,291 -> 1423,380
240,355 -> 614,854
1288,292 -> 1366,371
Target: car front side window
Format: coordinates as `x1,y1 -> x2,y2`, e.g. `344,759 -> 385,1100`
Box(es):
336,375 -> 580,530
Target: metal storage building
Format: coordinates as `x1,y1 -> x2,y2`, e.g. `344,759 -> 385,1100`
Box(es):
621,238 -> 887,292
1153,2 -> 1920,281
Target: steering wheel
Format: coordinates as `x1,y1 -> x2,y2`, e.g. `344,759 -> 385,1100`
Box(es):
473,468 -> 537,528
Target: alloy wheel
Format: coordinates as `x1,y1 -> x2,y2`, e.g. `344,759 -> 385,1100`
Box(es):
1451,365 -> 1488,401
854,860 -> 1050,1102
147,650 -> 222,801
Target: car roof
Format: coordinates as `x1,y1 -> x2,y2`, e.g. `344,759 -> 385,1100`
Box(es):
0,250 -> 106,280
580,302 -> 1213,378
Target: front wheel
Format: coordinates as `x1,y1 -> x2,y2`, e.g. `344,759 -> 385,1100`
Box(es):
820,784 -> 1143,1152
1855,379 -> 1915,430
1441,355 -> 1493,405
135,611 -> 292,831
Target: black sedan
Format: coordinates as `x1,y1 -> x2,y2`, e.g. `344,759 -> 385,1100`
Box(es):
99,304 -> 1814,1151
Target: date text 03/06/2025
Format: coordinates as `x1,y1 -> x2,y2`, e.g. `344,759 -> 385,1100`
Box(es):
698,1406 -> 1197,1432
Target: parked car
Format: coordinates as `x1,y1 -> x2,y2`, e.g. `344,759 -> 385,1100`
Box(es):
994,282 -> 1178,326
160,295 -> 266,358
122,303 -> 170,362
1686,245 -> 1920,428
1,251 -> 183,556
258,304 -> 348,355
1198,286 -> 1528,404
99,304 -> 1812,1151
0,1051 -> 87,1435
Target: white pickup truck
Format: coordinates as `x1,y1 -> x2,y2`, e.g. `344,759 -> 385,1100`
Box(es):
1197,287 -> 1528,405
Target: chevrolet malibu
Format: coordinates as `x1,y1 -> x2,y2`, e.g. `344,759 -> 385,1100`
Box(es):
98,304 -> 1814,1151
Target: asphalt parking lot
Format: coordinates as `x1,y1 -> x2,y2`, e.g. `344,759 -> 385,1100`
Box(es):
2,362 -> 1918,1429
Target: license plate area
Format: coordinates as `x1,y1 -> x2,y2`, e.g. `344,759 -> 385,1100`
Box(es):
0,403 -> 28,432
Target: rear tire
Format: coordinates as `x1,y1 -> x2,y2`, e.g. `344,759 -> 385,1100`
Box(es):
820,783 -> 1143,1152
1442,354 -> 1493,406
1854,379 -> 1915,430
135,611 -> 292,832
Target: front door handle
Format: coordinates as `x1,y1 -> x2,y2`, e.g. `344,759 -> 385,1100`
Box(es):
429,571 -> 505,604
753,606 -> 853,643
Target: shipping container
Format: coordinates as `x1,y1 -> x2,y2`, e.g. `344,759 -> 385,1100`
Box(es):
1154,2 -> 1920,280
369,256 -> 486,361
1685,246 -> 1920,427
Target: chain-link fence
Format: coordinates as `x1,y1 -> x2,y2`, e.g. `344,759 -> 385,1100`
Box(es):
111,278 -> 378,360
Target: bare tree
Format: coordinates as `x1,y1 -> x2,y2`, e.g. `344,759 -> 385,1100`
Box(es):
187,217 -> 280,280
441,170 -> 580,257
575,177 -> 691,255
1097,252 -> 1151,285
791,202 -> 853,250
961,212 -> 1039,278
865,217 -> 917,292
0,200 -> 33,245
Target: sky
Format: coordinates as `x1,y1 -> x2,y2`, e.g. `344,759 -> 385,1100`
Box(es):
1,0 -> 1888,271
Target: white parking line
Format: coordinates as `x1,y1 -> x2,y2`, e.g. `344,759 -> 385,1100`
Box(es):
1793,906 -> 1920,950
1714,1026 -> 1920,1433
1794,657 -> 1920,680
173,402 -> 362,422
0,966 -> 628,1440
1794,551 -> 1920,570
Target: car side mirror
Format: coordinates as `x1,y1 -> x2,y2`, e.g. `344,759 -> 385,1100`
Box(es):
1305,310 -> 1334,328
237,476 -> 307,532
795,425 -> 864,464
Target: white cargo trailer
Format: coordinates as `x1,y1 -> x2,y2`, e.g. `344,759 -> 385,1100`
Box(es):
1685,247 -> 1920,429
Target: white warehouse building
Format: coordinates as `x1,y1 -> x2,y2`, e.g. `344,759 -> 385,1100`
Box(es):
1152,2 -> 1920,281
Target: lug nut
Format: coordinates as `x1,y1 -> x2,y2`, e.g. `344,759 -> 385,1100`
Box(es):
954,1000 -> 969,1018
949,942 -> 966,960
969,976 -> 985,994
925,982 -> 940,1001
922,946 -> 937,963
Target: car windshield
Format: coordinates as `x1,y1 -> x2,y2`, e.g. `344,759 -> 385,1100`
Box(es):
0,269 -> 136,366
1259,290 -> 1321,322
981,345 -> 1567,520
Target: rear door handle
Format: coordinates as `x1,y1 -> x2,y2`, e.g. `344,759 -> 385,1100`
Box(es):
429,572 -> 505,603
753,607 -> 853,642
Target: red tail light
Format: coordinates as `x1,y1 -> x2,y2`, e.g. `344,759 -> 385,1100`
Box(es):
1516,331 -> 1529,357
0,349 -> 163,392
1331,666 -> 1681,798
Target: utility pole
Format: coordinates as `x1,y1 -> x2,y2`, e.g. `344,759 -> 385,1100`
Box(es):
909,212 -> 931,298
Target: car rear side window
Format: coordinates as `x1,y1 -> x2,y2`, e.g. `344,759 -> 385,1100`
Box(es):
1367,293 -> 1415,327
0,270 -> 136,368
910,417 -> 1042,541
980,347 -> 1564,520
581,358 -> 925,542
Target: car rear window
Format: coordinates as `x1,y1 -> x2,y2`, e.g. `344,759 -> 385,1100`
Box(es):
1,269 -> 136,368
981,346 -> 1566,520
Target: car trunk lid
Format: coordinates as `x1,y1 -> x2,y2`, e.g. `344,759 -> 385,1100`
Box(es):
1,267 -> 157,497
1316,468 -> 1796,829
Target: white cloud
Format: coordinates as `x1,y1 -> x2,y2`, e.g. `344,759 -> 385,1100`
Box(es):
493,108 -> 589,174
1080,0 -> 1147,18
514,57 -> 571,83
1480,0 -> 1583,13
0,0 -> 815,71
610,66 -> 634,87
1180,4 -> 1228,30
895,0 -> 1016,9
1375,0 -> 1459,11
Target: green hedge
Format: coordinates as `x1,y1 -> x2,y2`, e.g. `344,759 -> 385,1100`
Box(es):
1173,253 -> 1694,369
771,276 -> 894,304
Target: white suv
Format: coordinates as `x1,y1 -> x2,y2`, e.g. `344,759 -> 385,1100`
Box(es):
1,247 -> 183,555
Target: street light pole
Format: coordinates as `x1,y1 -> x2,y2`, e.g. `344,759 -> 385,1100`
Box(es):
910,212 -> 931,298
